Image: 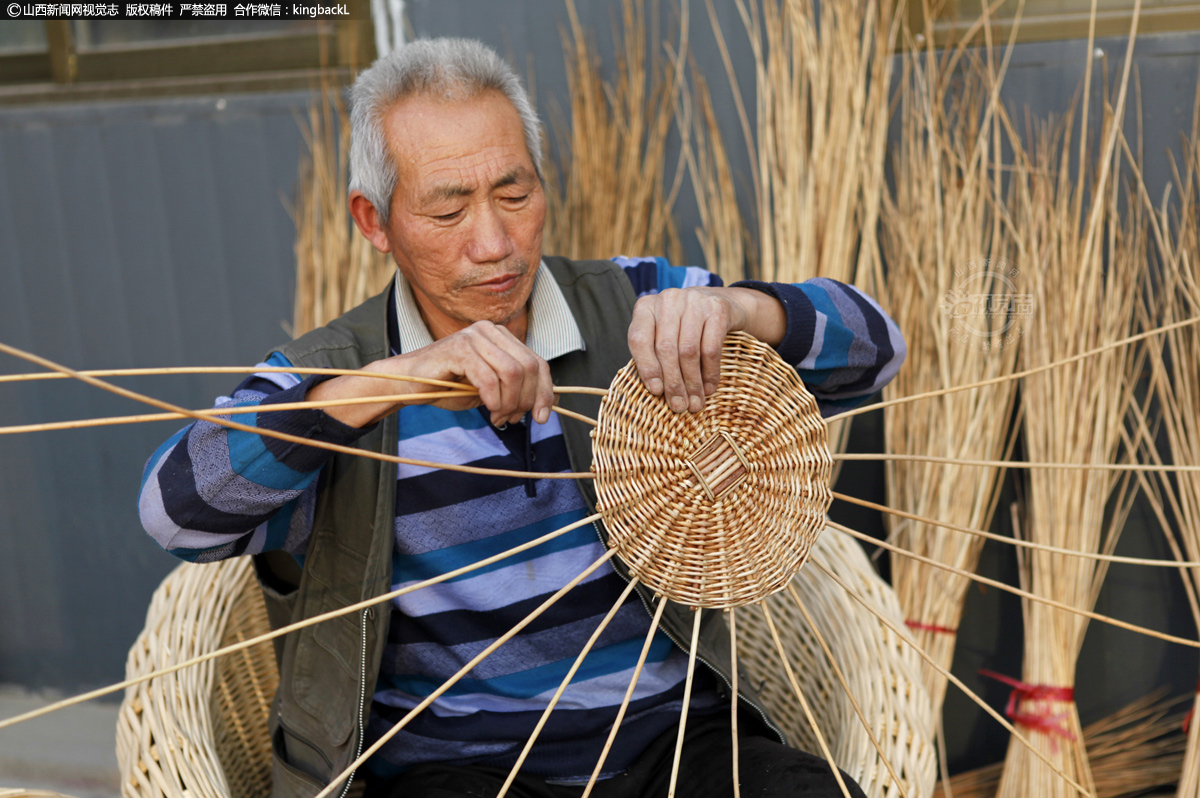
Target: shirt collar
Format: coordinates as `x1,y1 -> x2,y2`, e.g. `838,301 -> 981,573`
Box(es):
391,260 -> 587,360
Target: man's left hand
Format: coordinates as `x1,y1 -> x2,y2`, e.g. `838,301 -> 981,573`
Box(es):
627,286 -> 786,413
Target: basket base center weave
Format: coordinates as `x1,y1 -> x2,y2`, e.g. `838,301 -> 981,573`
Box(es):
685,432 -> 751,500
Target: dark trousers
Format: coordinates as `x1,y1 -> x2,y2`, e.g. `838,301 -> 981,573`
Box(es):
364,709 -> 867,798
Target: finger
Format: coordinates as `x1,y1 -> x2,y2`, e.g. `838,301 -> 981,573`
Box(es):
470,323 -> 547,427
699,306 -> 727,397
457,351 -> 506,426
676,301 -> 708,413
533,357 -> 554,426
484,326 -> 548,426
507,350 -> 544,427
453,326 -> 519,425
628,298 -> 665,396
651,292 -> 689,413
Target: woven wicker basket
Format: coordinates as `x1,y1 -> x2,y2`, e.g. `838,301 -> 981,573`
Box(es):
737,524 -> 938,797
593,331 -> 834,608
115,557 -> 276,798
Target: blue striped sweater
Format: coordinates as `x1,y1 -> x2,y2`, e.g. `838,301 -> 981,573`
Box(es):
138,257 -> 905,780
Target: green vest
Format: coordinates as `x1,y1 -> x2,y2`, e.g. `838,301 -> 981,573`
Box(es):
255,256 -> 782,798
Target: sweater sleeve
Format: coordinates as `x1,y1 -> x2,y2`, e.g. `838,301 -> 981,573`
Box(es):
611,255 -> 724,295
732,277 -> 906,414
137,351 -> 371,563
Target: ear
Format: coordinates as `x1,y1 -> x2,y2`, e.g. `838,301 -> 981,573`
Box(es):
349,191 -> 393,254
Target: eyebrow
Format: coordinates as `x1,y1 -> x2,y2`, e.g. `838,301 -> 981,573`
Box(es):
421,167 -> 534,204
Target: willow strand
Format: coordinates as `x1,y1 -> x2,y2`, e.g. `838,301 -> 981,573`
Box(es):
0,364 -> 470,389
936,720 -> 954,798
786,583 -> 909,798
826,519 -> 1200,649
0,512 -> 601,732
549,405 -> 599,427
667,609 -> 704,798
831,491 -> 1200,567
729,608 -> 742,798
0,363 -> 610,397
758,600 -> 853,798
314,548 -> 619,798
822,314 -> 1200,423
811,559 -> 1095,797
496,577 -> 641,798
0,341 -> 595,481
0,392 -> 473,436
835,452 -> 1200,472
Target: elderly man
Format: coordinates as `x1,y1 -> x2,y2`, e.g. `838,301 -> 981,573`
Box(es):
140,38 -> 903,798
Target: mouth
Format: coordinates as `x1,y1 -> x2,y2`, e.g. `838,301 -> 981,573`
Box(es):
474,273 -> 522,293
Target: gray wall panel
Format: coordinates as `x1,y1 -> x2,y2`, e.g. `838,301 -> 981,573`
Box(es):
156,110 -> 240,362
105,117 -> 188,366
55,122 -> 136,367
0,91 -> 313,692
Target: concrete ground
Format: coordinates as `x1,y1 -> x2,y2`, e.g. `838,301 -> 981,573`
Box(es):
0,687 -> 120,798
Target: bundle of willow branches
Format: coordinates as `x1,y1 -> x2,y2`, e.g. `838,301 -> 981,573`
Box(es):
541,0 -> 684,262
941,689 -> 1188,798
685,0 -> 901,285
730,0 -> 897,286
696,0 -> 901,474
995,45 -> 1146,798
880,34 -> 1021,723
681,62 -> 748,283
292,74 -> 393,337
1133,78 -> 1200,798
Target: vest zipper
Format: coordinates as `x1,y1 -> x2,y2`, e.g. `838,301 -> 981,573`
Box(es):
586,521 -> 788,746
338,607 -> 371,798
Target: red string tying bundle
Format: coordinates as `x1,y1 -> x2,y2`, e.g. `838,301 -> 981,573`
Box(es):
980,669 -> 1077,742
904,619 -> 957,635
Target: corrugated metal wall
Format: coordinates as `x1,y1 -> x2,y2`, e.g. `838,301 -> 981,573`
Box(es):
0,91 -> 309,690
0,3 -> 1197,775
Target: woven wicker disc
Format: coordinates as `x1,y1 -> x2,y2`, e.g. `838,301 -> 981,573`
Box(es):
592,331 -> 833,608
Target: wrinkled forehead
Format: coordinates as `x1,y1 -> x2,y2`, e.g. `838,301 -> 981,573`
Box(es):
381,90 -> 535,189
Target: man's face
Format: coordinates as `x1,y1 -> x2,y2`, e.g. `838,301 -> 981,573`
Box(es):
376,90 -> 546,340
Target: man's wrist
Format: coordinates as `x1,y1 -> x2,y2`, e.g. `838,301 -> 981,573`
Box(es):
259,376 -> 375,471
305,365 -> 420,428
729,281 -> 816,364
723,284 -> 788,347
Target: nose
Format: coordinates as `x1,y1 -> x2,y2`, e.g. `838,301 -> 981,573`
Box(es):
466,202 -> 515,264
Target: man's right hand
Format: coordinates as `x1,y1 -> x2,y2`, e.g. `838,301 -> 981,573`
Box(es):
307,321 -> 554,429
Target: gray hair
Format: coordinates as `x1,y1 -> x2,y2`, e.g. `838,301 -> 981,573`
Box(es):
349,38 -> 544,224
